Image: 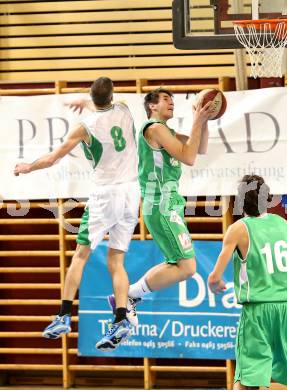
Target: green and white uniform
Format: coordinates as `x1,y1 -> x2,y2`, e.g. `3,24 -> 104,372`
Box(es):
77,102 -> 140,251
233,213 -> 287,387
138,118 -> 194,264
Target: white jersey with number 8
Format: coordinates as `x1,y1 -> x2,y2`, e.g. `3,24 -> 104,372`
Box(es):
80,102 -> 138,186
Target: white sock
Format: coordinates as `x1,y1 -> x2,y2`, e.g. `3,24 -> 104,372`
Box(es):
128,277 -> 152,299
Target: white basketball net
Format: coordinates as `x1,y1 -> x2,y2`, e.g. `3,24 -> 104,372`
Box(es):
234,21 -> 287,78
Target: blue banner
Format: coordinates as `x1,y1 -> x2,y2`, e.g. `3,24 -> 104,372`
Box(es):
78,241 -> 241,359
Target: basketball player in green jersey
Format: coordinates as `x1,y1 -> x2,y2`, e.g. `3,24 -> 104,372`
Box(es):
208,174 -> 287,389
112,88 -> 213,302
14,77 -> 140,350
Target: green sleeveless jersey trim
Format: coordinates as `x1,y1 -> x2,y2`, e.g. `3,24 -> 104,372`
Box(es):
138,118 -> 182,200
81,132 -> 103,169
233,213 -> 287,304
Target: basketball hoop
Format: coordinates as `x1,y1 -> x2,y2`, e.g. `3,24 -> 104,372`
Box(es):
233,19 -> 287,78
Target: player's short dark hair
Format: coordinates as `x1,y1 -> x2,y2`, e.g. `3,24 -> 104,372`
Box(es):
144,88 -> 173,118
90,77 -> 113,107
238,174 -> 272,217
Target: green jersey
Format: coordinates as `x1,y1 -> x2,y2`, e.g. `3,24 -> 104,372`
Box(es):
138,119 -> 182,201
233,213 -> 287,304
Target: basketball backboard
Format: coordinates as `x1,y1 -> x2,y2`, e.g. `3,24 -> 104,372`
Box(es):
173,0 -> 287,49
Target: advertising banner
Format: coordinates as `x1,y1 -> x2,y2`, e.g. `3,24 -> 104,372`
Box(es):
78,240 -> 241,359
1,87 -> 287,199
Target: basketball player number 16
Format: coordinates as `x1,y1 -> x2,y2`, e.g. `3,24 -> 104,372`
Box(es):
260,241 -> 287,274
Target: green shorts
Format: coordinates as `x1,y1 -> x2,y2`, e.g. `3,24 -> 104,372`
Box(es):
143,193 -> 195,264
76,206 -> 91,247
235,302 -> 287,387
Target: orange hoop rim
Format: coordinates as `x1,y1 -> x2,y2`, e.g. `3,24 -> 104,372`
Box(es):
233,18 -> 287,28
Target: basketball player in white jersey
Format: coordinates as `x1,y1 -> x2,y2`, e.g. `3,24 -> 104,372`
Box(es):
14,77 -> 140,351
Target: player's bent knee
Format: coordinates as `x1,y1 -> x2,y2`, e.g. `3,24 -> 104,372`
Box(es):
179,258 -> 196,279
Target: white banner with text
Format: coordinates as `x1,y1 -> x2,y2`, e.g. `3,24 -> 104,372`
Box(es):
1,87 -> 287,200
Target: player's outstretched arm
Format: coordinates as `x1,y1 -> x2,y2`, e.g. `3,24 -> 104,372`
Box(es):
208,223 -> 240,293
14,124 -> 88,176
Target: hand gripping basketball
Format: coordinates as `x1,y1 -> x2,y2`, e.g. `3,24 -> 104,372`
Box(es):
195,88 -> 227,120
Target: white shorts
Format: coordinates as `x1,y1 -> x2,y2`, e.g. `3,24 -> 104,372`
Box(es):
77,180 -> 140,252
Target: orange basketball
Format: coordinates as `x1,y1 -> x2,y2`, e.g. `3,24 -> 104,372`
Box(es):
195,88 -> 227,120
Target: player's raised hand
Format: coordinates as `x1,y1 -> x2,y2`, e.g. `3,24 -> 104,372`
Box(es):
64,99 -> 87,114
192,99 -> 213,125
65,99 -> 96,114
14,162 -> 31,176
